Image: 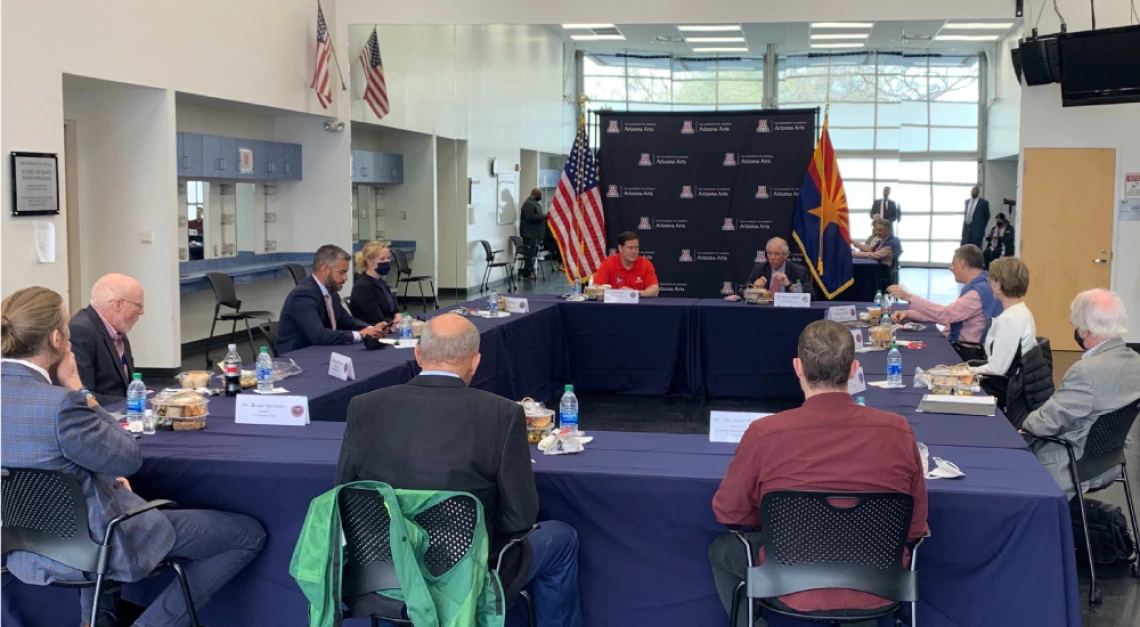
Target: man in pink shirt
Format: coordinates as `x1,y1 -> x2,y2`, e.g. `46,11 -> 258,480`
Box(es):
68,274 -> 145,404
888,244 -> 1002,344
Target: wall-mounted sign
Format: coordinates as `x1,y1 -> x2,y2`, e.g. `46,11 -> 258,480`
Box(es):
10,152 -> 60,216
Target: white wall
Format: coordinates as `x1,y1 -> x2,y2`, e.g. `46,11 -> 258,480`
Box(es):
1016,1 -> 1140,342
985,31 -> 1023,161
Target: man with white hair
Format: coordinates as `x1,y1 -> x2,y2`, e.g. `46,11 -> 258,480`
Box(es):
69,273 -> 145,404
743,237 -> 814,297
336,314 -> 582,626
1022,289 -> 1140,498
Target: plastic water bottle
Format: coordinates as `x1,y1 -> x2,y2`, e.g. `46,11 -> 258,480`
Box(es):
874,290 -> 883,308
142,408 -> 156,435
571,281 -> 581,298
887,343 -> 903,387
855,396 -> 867,406
223,344 -> 242,397
559,384 -> 579,434
399,316 -> 413,340
127,373 -> 146,433
489,289 -> 499,313
256,347 -> 274,393
882,293 -> 893,315
794,279 -> 803,293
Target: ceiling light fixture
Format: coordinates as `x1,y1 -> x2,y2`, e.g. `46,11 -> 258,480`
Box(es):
941,22 -> 1015,30
933,34 -> 1000,41
561,24 -> 616,29
677,25 -> 742,32
811,22 -> 874,29
810,33 -> 869,40
810,43 -> 865,49
690,46 -> 749,52
569,34 -> 626,41
684,36 -> 747,43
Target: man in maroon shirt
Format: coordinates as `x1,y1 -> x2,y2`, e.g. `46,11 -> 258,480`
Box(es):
709,320 -> 928,624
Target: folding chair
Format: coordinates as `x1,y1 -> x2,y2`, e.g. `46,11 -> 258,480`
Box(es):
203,273 -> 274,367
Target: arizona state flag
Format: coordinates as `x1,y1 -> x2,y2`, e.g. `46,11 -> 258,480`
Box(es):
792,118 -> 853,300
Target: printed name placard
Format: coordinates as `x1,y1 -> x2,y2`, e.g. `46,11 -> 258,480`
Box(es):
773,292 -> 811,308
851,328 -> 865,347
710,411 -> 773,444
235,394 -> 310,426
504,297 -> 530,313
848,366 -> 867,395
328,352 -> 355,381
603,289 -> 640,304
828,305 -> 858,322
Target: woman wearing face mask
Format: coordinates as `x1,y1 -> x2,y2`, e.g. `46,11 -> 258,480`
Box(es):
350,241 -> 404,328
983,212 -> 1015,269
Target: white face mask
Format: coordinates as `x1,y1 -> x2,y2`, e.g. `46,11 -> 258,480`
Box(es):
918,442 -> 965,480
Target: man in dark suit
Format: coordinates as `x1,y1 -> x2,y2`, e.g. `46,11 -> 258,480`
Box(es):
519,188 -> 546,280
276,245 -> 385,354
961,186 -> 990,248
743,237 -> 814,298
336,313 -> 581,626
69,274 -> 143,405
871,186 -> 900,224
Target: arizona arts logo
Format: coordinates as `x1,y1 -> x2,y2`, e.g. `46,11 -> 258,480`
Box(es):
756,119 -> 770,133
638,153 -> 652,167
722,218 -> 736,231
723,153 -> 738,166
680,185 -> 694,199
681,121 -> 695,134
607,120 -> 621,133
679,249 -> 694,263
607,185 -> 620,198
638,217 -> 652,230
721,282 -> 735,295
755,250 -> 766,263
755,185 -> 769,199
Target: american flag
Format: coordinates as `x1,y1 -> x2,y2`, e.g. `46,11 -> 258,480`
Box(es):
547,127 -> 606,282
359,28 -> 389,119
310,7 -> 332,109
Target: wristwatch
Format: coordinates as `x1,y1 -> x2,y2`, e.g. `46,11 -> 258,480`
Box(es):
78,388 -> 95,403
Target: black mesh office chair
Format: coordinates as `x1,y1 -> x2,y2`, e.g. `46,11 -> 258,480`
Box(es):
338,488 -> 535,627
1037,398 -> 1140,604
286,263 -> 307,285
204,273 -> 274,367
479,240 -> 514,294
390,248 -> 436,313
730,491 -> 924,627
510,236 -> 528,279
1,468 -> 200,627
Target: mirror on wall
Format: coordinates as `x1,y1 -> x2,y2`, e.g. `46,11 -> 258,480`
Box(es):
185,181 -> 208,261
236,182 -> 256,253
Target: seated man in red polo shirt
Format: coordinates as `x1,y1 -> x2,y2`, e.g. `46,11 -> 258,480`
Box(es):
709,320 -> 928,625
590,231 -> 660,298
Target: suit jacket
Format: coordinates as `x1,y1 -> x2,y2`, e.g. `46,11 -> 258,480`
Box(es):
0,362 -> 175,585
69,306 -> 134,405
746,260 -> 815,298
519,197 -> 545,240
984,224 -> 1015,258
961,197 -> 990,247
871,198 -> 900,223
349,273 -> 400,326
276,276 -> 370,354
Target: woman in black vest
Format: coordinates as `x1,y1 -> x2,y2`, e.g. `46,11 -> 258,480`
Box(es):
350,241 -> 404,326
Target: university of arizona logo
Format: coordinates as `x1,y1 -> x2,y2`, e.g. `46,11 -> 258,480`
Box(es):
755,250 -> 766,263
681,121 -> 695,134
723,153 -> 737,166
679,249 -> 693,263
680,185 -> 694,199
638,153 -> 652,167
755,185 -> 769,199
607,185 -> 620,198
638,217 -> 652,230
607,120 -> 621,133
756,119 -> 770,133
722,218 -> 736,231
721,282 -> 735,295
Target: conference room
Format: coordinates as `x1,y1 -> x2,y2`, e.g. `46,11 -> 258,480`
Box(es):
3,1 -> 1140,627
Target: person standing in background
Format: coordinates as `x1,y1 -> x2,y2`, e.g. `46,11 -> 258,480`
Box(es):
961,186 -> 990,249
870,186 -> 900,224
519,188 -> 546,281
983,212 -> 1015,269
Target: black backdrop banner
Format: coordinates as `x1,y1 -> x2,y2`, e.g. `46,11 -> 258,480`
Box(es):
598,109 -> 816,298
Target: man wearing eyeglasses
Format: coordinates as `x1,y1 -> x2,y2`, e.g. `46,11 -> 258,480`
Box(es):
69,274 -> 145,404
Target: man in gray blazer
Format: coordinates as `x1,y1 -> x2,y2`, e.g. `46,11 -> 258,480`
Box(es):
1022,289 -> 1140,499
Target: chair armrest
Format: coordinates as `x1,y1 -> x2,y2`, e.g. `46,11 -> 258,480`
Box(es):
908,531 -> 931,572
727,526 -> 756,568
1033,434 -> 1071,447
102,499 -> 177,545
495,525 -> 538,573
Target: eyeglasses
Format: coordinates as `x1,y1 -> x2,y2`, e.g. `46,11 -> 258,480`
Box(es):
119,299 -> 145,312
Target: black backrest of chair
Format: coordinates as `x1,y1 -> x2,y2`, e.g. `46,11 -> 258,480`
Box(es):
205,272 -> 241,310
390,248 -> 412,277
286,263 -> 307,285
1077,398 -> 1140,481
338,487 -> 400,597
1,468 -> 101,573
412,495 -> 478,577
751,490 -> 916,602
257,322 -> 278,357
478,240 -> 495,263
509,236 -> 524,256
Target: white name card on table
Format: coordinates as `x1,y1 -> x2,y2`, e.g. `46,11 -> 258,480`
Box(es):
850,328 -> 865,348
603,289 -> 640,304
504,297 -> 530,314
773,292 -> 811,308
709,411 -> 773,444
235,394 -> 310,426
328,352 -> 355,381
847,366 -> 867,395
828,305 -> 858,322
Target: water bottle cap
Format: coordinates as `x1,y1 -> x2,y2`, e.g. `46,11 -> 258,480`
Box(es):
132,372 -> 142,379
260,346 -> 269,352
564,384 -> 573,391
228,344 -> 237,350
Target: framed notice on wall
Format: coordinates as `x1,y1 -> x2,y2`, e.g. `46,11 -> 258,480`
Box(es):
9,152 -> 60,216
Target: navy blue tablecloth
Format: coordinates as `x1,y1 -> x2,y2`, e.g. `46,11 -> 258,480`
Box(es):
1,427 -> 1078,627
850,258 -> 881,302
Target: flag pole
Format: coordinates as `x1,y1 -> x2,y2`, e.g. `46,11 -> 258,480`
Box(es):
317,0 -> 349,91
817,103 -> 830,275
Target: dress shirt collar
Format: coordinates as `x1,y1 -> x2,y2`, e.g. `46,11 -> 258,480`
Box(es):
773,262 -> 786,275
314,275 -> 330,298
1,358 -> 52,384
801,391 -> 856,409
420,370 -> 461,379
1082,338 -> 1114,360
94,307 -> 122,342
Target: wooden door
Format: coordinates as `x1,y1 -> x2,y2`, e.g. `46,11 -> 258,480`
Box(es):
1020,148 -> 1115,351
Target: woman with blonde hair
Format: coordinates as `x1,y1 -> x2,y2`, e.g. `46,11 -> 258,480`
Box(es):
969,257 -> 1039,403
2,287 -> 265,627
350,241 -> 403,327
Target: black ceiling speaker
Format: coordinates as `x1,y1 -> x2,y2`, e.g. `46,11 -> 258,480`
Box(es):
1018,37 -> 1061,85
1010,47 -> 1023,83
